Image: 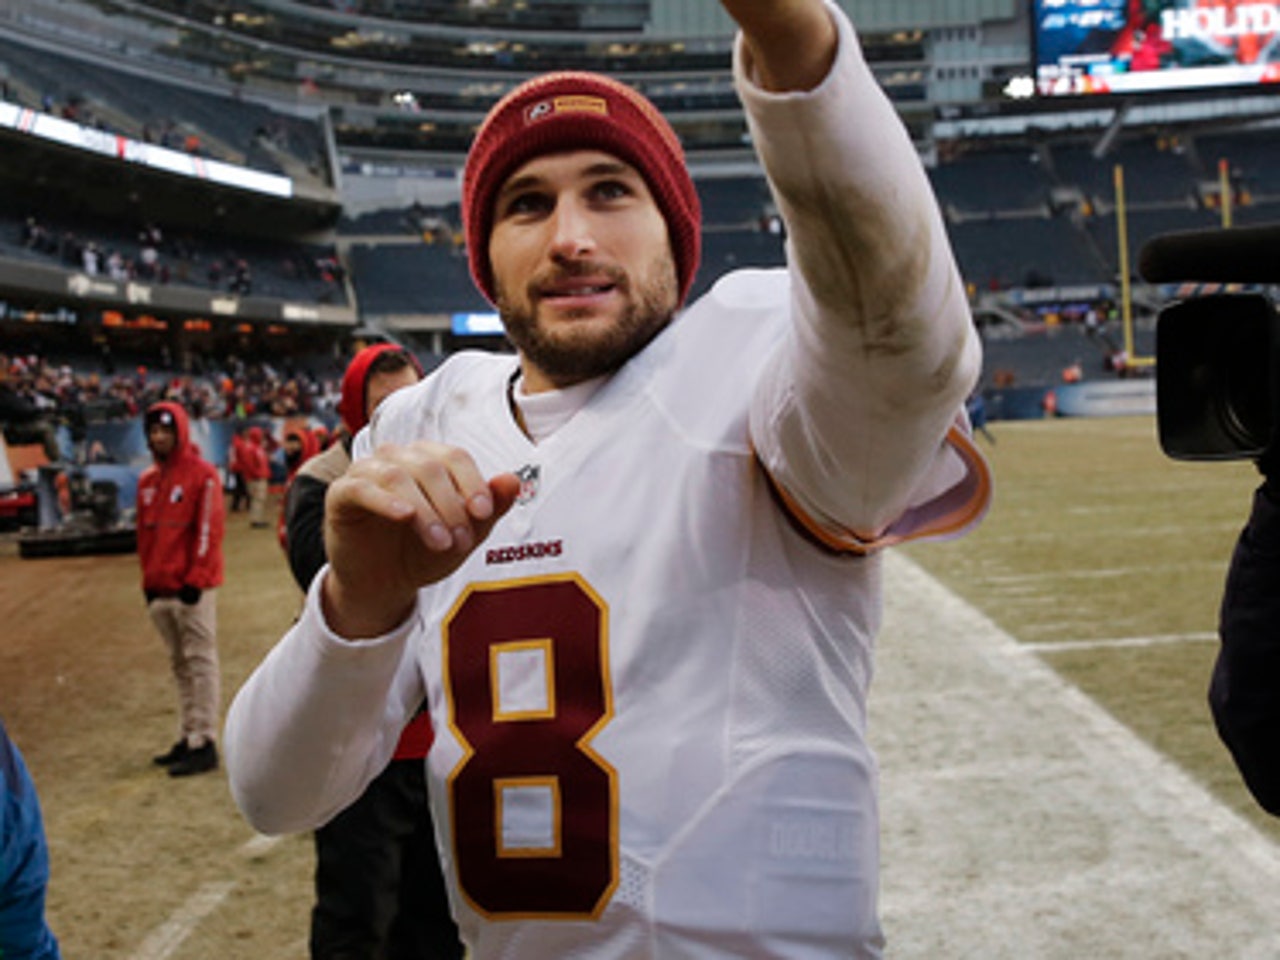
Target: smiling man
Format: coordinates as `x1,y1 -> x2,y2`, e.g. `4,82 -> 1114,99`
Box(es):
226,0 -> 991,955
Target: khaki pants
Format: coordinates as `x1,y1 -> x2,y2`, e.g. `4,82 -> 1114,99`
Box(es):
248,478 -> 269,526
148,590 -> 220,746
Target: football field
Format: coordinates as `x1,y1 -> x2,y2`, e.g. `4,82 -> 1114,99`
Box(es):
879,415 -> 1280,957
3,414 -> 1279,958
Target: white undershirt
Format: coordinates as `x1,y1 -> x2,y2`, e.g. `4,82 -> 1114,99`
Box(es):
511,374 -> 606,444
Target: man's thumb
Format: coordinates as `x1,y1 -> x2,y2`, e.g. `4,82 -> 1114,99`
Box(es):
488,473 -> 522,519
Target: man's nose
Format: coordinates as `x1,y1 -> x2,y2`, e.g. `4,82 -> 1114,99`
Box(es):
548,201 -> 597,260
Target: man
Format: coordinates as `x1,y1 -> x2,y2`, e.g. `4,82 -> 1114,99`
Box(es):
227,0 -> 990,954
242,425 -> 271,529
276,424 -> 319,551
226,425 -> 250,512
137,401 -> 225,777
282,344 -> 462,960
1210,450 -> 1280,815
0,718 -> 61,959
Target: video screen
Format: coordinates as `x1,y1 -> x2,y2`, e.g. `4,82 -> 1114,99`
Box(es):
1034,1 -> 1280,97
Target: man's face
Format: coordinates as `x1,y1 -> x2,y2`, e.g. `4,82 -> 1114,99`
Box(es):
488,150 -> 679,393
365,366 -> 421,420
147,423 -> 176,460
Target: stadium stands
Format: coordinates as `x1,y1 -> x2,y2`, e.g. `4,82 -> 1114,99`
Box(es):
347,242 -> 487,316
929,147 -> 1053,216
0,201 -> 349,306
0,34 -> 331,188
949,216 -> 1104,290
2,0 -> 1275,410
1194,127 -> 1280,200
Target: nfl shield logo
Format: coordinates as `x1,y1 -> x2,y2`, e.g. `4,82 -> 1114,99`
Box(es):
515,464 -> 540,505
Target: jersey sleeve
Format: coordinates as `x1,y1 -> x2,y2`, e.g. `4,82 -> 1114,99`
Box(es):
740,0 -> 987,546
761,416 -> 990,554
224,571 -> 425,835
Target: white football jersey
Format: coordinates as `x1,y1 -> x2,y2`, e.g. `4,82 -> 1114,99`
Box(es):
363,268 -> 989,958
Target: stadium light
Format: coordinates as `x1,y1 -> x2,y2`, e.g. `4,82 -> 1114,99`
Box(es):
1003,75 -> 1035,100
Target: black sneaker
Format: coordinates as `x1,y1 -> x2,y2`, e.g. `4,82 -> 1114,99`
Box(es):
168,741 -> 218,777
153,740 -> 189,766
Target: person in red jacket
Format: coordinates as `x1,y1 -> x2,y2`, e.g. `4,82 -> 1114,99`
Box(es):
136,401 -> 226,777
281,345 -> 462,959
226,427 -> 250,512
276,425 -> 319,550
241,425 -> 272,529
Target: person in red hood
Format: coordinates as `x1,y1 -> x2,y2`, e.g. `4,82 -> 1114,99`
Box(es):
276,425 -> 319,549
241,425 -> 271,529
136,401 -> 225,777
226,427 -> 250,513
280,344 -> 462,959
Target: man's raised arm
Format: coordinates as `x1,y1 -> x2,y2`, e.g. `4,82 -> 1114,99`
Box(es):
738,0 -> 984,544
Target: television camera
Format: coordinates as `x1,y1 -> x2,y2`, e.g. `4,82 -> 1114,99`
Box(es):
1138,222 -> 1280,462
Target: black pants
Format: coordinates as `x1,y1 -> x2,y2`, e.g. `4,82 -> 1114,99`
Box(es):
310,758 -> 463,960
230,473 -> 249,511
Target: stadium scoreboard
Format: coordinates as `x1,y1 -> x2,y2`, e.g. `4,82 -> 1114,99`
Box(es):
1034,0 -> 1280,97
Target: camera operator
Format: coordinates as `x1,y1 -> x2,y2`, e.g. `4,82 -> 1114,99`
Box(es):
1209,447 -> 1280,815
1140,223 -> 1280,817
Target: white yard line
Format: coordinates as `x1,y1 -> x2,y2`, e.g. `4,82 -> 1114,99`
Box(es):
976,522 -> 1241,542
875,552 -> 1280,959
980,562 -> 1223,584
128,834 -> 282,959
1031,631 -> 1217,652
129,881 -> 236,960
238,832 -> 283,859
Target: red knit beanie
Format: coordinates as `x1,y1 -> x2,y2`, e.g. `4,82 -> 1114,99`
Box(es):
339,344 -> 422,434
463,71 -> 701,308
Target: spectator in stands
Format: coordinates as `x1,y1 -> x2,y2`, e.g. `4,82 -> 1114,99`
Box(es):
0,716 -> 61,959
137,402 -> 225,777
280,344 -> 462,960
81,242 -> 100,276
230,259 -> 253,296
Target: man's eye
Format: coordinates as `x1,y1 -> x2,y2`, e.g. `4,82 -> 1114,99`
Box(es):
592,180 -> 630,202
503,193 -> 551,217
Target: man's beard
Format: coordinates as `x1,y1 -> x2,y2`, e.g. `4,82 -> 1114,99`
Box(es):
496,255 -> 678,389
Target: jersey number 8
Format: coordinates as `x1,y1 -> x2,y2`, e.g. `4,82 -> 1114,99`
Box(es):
444,575 -> 619,919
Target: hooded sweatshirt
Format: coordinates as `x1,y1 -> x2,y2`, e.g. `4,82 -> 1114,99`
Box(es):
240,426 -> 271,483
277,425 -> 320,549
136,401 -> 225,594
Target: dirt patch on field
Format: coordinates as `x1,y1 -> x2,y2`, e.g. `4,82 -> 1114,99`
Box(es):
1,509 -> 316,959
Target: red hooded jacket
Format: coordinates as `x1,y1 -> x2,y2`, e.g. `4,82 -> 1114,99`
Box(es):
136,401 -> 225,593
277,424 -> 320,549
240,426 -> 271,482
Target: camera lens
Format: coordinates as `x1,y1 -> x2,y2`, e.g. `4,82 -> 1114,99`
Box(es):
1215,325 -> 1271,451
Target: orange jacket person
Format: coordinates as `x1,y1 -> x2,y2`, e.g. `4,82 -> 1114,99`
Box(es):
137,401 -> 225,777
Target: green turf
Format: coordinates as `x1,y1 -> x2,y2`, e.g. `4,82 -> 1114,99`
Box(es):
902,415 -> 1280,840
